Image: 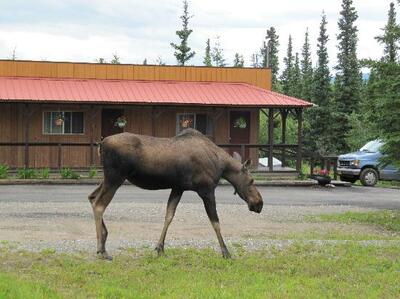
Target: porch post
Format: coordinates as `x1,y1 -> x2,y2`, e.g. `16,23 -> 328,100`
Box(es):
89,105 -> 95,166
23,104 -> 30,168
268,107 -> 274,172
151,106 -> 156,137
296,108 -> 303,173
280,109 -> 288,167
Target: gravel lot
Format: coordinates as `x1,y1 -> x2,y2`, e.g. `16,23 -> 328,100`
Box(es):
0,184 -> 399,253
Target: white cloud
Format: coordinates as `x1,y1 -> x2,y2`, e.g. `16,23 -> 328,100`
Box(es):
0,0 -> 395,71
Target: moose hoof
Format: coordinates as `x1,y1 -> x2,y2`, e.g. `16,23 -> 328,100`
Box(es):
222,250 -> 232,259
155,245 -> 165,256
97,251 -> 113,261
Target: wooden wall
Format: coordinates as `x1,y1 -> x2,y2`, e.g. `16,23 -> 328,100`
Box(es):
0,60 -> 271,90
0,103 -> 260,168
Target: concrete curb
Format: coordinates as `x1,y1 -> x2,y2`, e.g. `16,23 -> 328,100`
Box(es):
0,179 -> 351,187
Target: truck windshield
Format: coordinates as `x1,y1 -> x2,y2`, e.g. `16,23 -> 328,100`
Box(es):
360,140 -> 383,153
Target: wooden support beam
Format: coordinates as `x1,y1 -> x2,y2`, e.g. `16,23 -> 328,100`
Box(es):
89,106 -> 96,166
280,109 -> 288,167
268,108 -> 274,172
151,106 -> 156,136
296,108 -> 303,173
23,104 -> 30,168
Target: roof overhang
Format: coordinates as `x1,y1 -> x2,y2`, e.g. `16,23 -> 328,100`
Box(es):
0,76 -> 313,108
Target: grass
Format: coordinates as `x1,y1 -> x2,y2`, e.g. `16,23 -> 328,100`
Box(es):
59,168 -> 80,180
313,210 -> 400,232
0,164 -> 8,179
16,168 -> 37,179
0,242 -> 399,299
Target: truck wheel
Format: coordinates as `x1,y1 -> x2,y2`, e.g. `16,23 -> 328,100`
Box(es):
339,176 -> 357,184
360,168 -> 378,187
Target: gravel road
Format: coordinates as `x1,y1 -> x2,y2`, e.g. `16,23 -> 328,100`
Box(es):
0,184 -> 399,253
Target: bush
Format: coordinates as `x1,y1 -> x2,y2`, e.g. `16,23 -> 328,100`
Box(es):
17,168 -> 37,179
88,167 -> 98,178
60,168 -> 80,180
0,164 -> 9,179
39,168 -> 50,179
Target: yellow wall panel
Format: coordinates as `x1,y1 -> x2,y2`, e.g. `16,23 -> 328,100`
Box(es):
0,60 -> 272,89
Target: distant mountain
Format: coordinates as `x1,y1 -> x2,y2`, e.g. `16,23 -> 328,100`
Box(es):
330,73 -> 370,83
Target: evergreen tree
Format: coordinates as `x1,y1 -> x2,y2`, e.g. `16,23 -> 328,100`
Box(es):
203,39 -> 212,66
250,53 -> 261,67
143,58 -> 148,65
233,53 -> 244,67
261,27 -> 279,89
332,0 -> 362,152
170,0 -> 195,66
304,12 -> 333,155
292,53 -> 302,98
110,54 -> 121,64
300,28 -> 313,100
375,2 -> 400,62
211,36 -> 226,67
313,12 -> 331,107
281,35 -> 295,96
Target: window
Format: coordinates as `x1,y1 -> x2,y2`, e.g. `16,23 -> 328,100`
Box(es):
43,111 -> 84,134
176,113 -> 213,136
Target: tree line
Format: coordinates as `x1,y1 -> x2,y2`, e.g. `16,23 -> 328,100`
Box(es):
170,0 -> 400,167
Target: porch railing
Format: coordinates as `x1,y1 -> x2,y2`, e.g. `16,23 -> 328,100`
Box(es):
0,142 -> 302,172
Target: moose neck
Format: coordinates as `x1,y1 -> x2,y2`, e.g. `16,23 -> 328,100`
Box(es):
222,158 -> 243,191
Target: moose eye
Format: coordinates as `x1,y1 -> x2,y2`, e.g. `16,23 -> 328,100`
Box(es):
249,179 -> 254,185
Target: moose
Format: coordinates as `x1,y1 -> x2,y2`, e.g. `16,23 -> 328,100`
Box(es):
88,129 -> 263,259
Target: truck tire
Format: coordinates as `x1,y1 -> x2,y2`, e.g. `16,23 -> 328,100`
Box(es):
360,168 -> 378,187
339,175 -> 357,184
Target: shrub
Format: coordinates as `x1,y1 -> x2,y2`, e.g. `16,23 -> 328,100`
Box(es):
0,164 -> 9,179
88,167 -> 98,178
39,168 -> 50,179
17,168 -> 37,179
60,168 -> 80,180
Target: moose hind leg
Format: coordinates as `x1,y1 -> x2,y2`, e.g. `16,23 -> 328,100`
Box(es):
90,180 -> 122,260
199,191 -> 231,259
155,189 -> 183,256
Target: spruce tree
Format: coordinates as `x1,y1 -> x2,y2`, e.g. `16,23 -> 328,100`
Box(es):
293,52 -> 302,98
332,0 -> 362,152
233,53 -> 244,67
300,28 -> 313,101
313,13 -> 331,107
211,36 -> 226,67
281,35 -> 295,96
170,0 -> 195,66
261,27 -> 280,89
304,12 -> 333,155
110,54 -> 121,64
375,2 -> 400,62
203,39 -> 212,66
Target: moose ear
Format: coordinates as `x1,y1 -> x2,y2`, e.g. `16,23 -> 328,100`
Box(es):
242,159 -> 252,171
232,152 -> 242,162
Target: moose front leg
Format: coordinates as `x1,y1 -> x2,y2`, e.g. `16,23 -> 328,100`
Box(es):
155,189 -> 183,256
89,179 -> 122,260
199,191 -> 231,259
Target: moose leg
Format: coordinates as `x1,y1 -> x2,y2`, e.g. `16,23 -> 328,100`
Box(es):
155,189 -> 183,256
199,192 -> 231,259
90,179 -> 122,260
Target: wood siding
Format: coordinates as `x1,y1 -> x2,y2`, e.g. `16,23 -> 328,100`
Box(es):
0,60 -> 271,90
0,103 -> 260,168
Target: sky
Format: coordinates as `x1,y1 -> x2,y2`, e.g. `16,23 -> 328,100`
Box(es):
0,0 -> 396,72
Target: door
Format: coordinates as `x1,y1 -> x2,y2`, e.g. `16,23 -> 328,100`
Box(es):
229,111 -> 251,161
101,109 -> 124,138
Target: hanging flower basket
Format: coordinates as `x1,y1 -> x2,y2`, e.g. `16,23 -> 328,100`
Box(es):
114,116 -> 127,128
54,117 -> 64,126
180,118 -> 193,129
234,117 -> 247,129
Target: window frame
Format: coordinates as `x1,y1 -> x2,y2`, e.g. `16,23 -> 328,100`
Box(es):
176,113 -> 213,137
42,111 -> 85,135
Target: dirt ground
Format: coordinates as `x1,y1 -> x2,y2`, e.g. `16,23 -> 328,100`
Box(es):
0,184 -> 399,253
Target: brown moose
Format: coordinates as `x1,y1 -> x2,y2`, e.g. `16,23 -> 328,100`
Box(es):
88,129 -> 263,259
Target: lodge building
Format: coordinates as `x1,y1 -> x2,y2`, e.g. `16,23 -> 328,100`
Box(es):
0,60 -> 312,172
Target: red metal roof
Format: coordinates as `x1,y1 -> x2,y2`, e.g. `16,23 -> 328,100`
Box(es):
0,76 -> 312,107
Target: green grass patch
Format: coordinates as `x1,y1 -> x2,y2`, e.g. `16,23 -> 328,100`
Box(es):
313,210 -> 400,232
0,243 -> 399,298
